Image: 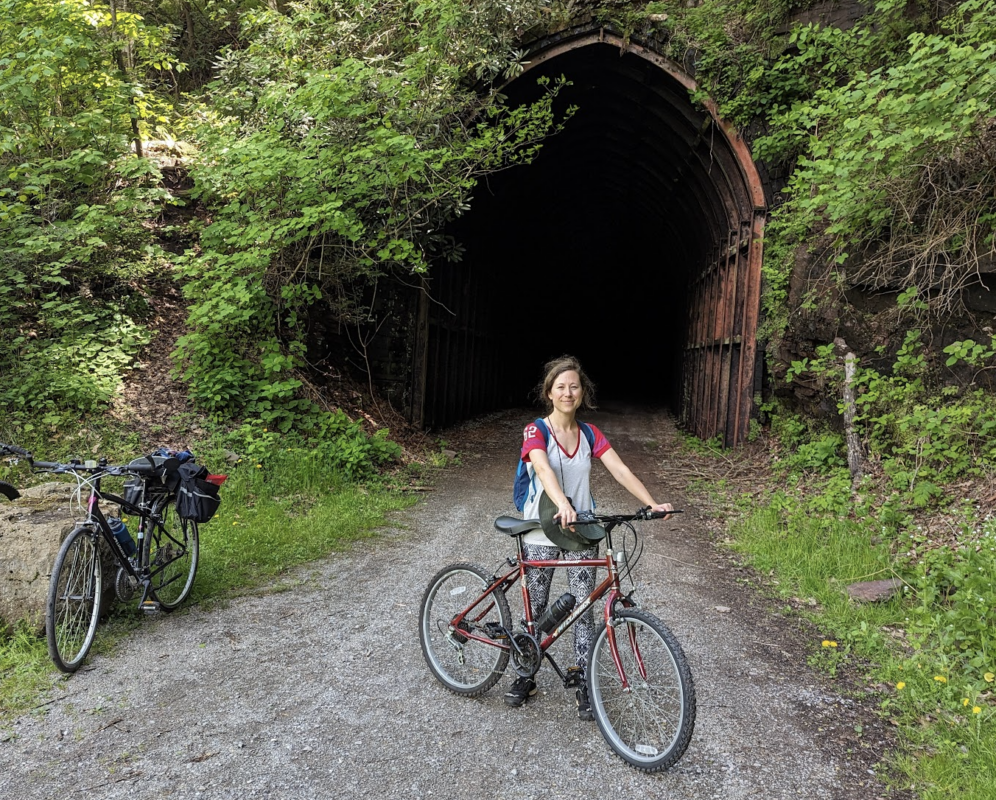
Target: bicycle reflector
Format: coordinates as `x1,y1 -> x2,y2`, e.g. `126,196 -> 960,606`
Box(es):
205,474 -> 228,486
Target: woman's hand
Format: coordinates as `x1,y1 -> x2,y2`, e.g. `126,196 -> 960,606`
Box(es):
554,499 -> 577,530
650,502 -> 674,520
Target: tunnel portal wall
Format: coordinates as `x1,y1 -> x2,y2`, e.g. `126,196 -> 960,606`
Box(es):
371,28 -> 767,445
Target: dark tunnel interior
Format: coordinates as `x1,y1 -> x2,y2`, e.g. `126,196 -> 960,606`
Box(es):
420,40 -> 755,428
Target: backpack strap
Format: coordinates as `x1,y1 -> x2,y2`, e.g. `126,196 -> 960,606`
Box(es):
579,422 -> 595,450
534,417 -> 550,445
539,418 -> 594,452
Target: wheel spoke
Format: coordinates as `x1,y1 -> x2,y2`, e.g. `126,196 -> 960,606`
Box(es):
144,501 -> 198,610
419,564 -> 510,697
588,609 -> 695,772
47,528 -> 102,673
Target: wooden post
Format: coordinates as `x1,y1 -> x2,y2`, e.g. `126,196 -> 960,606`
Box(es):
835,337 -> 863,485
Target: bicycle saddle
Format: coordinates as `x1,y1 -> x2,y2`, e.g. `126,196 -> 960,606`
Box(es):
494,517 -> 543,537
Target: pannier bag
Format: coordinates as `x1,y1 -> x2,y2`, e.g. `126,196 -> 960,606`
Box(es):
175,462 -> 224,523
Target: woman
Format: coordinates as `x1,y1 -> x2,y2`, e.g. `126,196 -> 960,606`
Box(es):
506,355 -> 673,719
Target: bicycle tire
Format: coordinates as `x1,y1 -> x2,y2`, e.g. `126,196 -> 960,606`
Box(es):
588,608 -> 696,772
143,498 -> 199,611
46,526 -> 103,673
419,563 -> 511,697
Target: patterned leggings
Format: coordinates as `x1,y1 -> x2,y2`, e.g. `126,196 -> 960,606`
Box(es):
522,542 -> 598,672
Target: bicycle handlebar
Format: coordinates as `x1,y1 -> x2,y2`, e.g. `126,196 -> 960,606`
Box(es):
31,460 -> 159,477
576,507 -> 683,524
0,442 -> 31,458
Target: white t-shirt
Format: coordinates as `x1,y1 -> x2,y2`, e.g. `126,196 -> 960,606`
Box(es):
520,419 -> 611,547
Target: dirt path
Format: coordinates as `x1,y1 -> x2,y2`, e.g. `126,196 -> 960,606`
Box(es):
0,408 -> 904,799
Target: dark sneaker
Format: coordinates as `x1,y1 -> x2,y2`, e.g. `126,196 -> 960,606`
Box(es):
504,677 -> 537,707
576,684 -> 594,721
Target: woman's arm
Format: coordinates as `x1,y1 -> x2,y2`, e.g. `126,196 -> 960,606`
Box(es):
528,449 -> 578,526
599,448 -> 673,514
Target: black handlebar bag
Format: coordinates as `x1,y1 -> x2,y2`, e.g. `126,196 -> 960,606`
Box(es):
175,462 -> 222,523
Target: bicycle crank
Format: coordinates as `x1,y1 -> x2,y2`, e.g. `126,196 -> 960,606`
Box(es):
114,567 -> 139,602
510,632 -> 542,678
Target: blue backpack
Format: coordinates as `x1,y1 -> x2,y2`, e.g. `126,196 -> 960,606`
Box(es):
513,418 -> 595,512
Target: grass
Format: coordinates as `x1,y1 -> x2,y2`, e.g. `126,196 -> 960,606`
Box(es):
0,453 -> 418,726
724,498 -> 996,799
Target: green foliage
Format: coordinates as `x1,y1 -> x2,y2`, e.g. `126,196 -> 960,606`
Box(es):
0,0 -> 177,429
781,328 -> 996,502
905,535 -> 996,673
756,0 -> 996,319
0,622 -> 52,720
223,412 -> 402,484
728,487 -> 996,797
175,0 -> 567,425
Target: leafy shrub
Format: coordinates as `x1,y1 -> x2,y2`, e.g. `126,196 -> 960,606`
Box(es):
906,537 -> 996,674
224,411 -> 402,485
0,0 -> 176,429
173,0 -> 570,427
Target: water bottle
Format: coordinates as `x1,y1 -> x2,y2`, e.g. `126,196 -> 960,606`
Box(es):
107,516 -> 136,558
535,593 -> 576,634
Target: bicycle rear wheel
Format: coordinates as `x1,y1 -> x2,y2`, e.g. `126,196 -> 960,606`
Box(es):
588,608 -> 696,772
46,526 -> 103,673
143,498 -> 199,611
419,563 -> 511,697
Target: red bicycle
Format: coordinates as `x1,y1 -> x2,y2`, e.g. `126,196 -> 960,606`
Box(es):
419,507 -> 696,772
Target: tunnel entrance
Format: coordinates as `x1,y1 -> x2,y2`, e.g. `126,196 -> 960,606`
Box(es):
398,30 -> 766,445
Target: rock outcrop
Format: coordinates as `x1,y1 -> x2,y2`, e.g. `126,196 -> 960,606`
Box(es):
0,483 -> 117,632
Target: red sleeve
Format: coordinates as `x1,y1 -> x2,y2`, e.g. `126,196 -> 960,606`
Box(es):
587,423 -> 612,458
521,421 -> 547,462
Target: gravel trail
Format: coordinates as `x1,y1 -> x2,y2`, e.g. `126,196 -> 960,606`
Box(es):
0,408 -> 901,799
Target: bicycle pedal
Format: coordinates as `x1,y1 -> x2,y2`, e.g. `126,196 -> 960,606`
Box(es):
483,622 -> 508,640
564,666 -> 584,688
140,600 -> 161,615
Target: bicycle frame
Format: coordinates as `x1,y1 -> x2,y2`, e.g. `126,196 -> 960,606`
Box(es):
420,507 -> 695,772
80,473 -> 161,608
448,526 -> 643,689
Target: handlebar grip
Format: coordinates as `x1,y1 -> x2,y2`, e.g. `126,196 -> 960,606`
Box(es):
647,509 -> 683,520
32,461 -> 66,471
125,462 -> 158,476
0,443 -> 31,457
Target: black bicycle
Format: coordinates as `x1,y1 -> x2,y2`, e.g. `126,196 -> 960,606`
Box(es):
0,443 -> 217,672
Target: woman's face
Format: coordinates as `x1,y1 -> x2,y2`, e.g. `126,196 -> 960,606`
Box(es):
548,370 -> 583,415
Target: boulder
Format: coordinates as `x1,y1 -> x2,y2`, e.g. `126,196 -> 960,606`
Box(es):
846,578 -> 903,603
0,483 -> 118,633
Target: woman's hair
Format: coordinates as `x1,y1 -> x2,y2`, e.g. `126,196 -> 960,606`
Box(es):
535,355 -> 598,413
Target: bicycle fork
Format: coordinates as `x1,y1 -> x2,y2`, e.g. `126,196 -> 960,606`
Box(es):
605,615 -> 649,692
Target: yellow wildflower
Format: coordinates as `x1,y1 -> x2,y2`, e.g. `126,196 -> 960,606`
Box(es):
821,640 -> 838,648
964,698 -> 970,706
974,707 -> 982,714
934,676 -> 948,683
896,682 -> 905,690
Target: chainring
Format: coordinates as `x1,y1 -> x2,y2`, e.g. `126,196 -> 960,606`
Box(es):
115,567 -> 139,603
510,631 -> 542,677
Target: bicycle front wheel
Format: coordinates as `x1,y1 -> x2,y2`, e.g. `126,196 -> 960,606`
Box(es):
588,608 -> 696,772
143,499 -> 199,611
46,526 -> 103,673
419,563 -> 511,697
